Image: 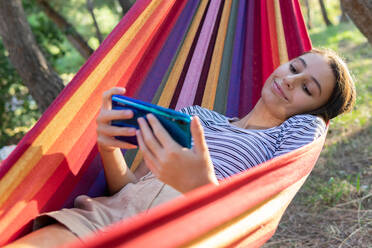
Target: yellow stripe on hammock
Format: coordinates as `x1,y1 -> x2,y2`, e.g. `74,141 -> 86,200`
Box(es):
184,175 -> 308,248
130,0 -> 210,173
274,0 -> 288,64
0,0 -> 168,209
201,0 -> 233,110
157,0 -> 209,108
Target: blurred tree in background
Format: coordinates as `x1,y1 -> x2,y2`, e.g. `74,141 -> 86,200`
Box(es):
35,0 -> 94,59
0,0 -> 65,113
341,0 -> 372,45
0,0 -> 133,147
300,0 -> 372,46
318,0 -> 333,26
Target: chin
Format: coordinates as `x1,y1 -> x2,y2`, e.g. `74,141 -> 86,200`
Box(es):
261,94 -> 287,120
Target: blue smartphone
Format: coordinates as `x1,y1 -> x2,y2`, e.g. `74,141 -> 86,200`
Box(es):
111,95 -> 192,148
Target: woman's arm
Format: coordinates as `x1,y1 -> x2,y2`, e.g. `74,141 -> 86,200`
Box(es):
96,87 -> 138,195
136,114 -> 218,194
98,147 -> 137,195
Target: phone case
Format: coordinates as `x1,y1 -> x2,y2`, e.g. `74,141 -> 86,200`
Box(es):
111,95 -> 192,148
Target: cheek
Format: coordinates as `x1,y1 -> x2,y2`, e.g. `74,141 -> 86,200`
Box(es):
292,94 -> 321,114
262,74 -> 273,90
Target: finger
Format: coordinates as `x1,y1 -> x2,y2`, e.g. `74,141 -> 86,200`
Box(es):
97,124 -> 136,137
190,116 -> 208,154
137,117 -> 162,154
102,87 -> 126,110
146,114 -> 178,149
136,130 -> 159,174
97,109 -> 133,123
97,135 -> 137,150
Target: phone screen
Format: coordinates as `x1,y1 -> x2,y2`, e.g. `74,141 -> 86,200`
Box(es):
111,95 -> 192,148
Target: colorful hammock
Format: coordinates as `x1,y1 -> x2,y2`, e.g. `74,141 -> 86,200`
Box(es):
0,0 -> 319,247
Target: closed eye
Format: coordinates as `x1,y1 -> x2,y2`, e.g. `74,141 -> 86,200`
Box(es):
290,64 -> 297,73
302,84 -> 312,96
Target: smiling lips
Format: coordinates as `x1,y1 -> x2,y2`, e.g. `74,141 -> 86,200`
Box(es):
272,80 -> 288,101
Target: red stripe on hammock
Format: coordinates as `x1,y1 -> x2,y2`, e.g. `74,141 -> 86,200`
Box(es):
68,134 -> 325,247
0,0 -> 151,178
279,0 -> 311,59
267,0 -> 280,69
260,0 -> 275,87
125,0 -> 189,97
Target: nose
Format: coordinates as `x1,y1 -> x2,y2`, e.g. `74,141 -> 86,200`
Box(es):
283,75 -> 299,90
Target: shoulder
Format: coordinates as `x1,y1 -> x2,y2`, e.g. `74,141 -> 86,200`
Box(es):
284,114 -> 326,130
280,114 -> 326,140
272,114 -> 326,156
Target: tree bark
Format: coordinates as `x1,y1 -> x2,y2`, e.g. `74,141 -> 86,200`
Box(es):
35,0 -> 94,59
87,0 -> 103,44
0,0 -> 64,113
319,0 -> 333,26
303,0 -> 312,29
340,0 -> 349,23
118,0 -> 136,16
341,0 -> 372,45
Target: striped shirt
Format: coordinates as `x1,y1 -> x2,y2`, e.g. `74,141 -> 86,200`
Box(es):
179,106 -> 326,180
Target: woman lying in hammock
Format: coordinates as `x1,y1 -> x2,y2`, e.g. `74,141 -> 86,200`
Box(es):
6,48 -> 356,247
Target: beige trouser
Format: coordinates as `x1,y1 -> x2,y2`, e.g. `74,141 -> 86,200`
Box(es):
33,172 -> 182,238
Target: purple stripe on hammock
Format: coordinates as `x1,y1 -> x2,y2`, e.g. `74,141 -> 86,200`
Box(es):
86,169 -> 107,197
239,0 -> 255,116
55,1 -> 199,206
193,0 -> 225,106
176,0 -> 223,110
136,0 -> 200,102
169,0 -> 210,110
226,0 -> 246,117
240,0 -> 266,116
62,155 -> 105,208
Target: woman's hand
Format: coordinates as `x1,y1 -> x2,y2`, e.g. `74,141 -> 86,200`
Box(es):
96,87 -> 138,152
136,114 -> 218,193
96,87 -> 138,194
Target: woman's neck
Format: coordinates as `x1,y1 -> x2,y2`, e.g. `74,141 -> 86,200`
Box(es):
232,99 -> 285,130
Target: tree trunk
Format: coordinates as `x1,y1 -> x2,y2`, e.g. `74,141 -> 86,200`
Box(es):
340,0 -> 349,23
341,0 -> 372,45
35,0 -> 94,59
0,0 -> 64,113
87,0 -> 103,44
304,0 -> 312,29
118,0 -> 136,16
318,0 -> 333,26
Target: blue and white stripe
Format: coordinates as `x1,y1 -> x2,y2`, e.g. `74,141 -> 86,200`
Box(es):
180,106 -> 326,180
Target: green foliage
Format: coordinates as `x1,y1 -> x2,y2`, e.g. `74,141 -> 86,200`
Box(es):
23,0 -> 86,75
310,22 -> 372,131
0,42 -> 40,147
301,0 -> 342,28
46,0 -> 122,50
1,0 -> 122,146
303,176 -> 358,208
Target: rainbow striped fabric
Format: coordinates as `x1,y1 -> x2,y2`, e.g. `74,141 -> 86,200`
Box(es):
0,0 -> 323,247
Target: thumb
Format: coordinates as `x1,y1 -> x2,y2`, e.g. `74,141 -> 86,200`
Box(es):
191,116 -> 208,153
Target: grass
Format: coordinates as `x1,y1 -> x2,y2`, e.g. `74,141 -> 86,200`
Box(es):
263,21 -> 372,248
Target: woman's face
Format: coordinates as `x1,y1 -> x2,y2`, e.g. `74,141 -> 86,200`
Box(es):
261,53 -> 335,120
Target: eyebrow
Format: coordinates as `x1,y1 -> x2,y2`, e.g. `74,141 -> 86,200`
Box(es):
298,57 -> 322,95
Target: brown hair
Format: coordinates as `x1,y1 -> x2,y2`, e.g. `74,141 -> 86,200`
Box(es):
305,48 -> 356,122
